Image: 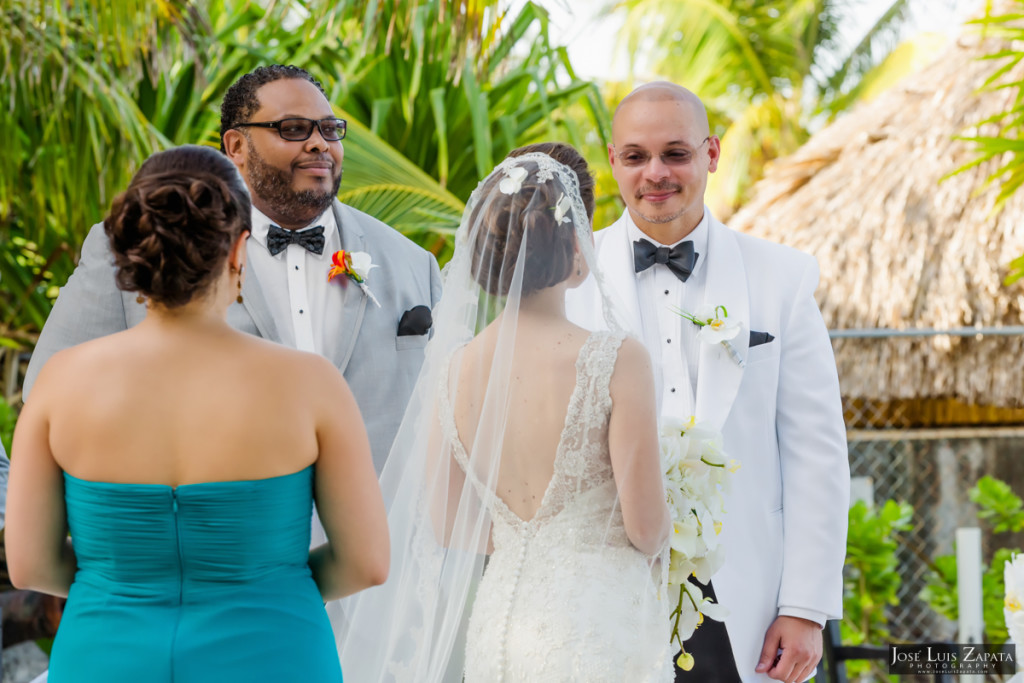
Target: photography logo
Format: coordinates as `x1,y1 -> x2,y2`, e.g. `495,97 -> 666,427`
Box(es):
889,643 -> 1016,675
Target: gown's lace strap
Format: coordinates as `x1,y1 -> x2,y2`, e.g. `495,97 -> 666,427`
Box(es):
564,331 -> 627,447
550,331 -> 627,483
587,331 -> 628,418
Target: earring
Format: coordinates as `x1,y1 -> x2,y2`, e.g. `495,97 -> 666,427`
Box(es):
234,263 -> 245,304
136,294 -> 145,305
576,254 -> 582,276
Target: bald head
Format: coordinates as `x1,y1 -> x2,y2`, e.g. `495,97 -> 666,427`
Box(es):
607,81 -> 718,242
613,82 -> 710,139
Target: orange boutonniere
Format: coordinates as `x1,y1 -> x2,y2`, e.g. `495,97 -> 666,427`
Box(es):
328,249 -> 381,307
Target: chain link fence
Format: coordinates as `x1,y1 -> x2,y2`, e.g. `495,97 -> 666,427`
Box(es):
835,329 -> 1024,647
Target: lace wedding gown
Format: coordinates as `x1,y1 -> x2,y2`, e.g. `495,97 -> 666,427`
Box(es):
440,331 -> 673,683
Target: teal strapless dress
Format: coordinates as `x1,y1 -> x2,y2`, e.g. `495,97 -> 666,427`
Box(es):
50,466 -> 343,682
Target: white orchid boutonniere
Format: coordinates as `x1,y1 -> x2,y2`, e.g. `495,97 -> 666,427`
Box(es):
328,249 -> 381,308
498,165 -> 528,195
672,304 -> 745,367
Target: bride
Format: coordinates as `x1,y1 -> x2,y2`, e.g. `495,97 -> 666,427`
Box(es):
337,144 -> 673,682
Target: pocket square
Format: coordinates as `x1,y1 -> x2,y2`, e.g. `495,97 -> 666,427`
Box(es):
749,330 -> 775,347
398,305 -> 432,336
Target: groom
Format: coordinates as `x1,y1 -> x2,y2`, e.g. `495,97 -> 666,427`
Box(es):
568,82 -> 849,682
24,65 -> 441,476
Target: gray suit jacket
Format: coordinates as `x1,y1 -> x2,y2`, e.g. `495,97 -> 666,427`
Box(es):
24,200 -> 442,473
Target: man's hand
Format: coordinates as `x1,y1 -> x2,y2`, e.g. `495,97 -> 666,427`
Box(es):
754,615 -> 822,682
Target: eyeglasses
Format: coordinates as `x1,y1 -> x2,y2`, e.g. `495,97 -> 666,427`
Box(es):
234,117 -> 347,142
613,137 -> 710,168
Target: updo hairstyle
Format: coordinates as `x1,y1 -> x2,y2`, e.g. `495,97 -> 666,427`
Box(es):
470,145 -> 594,297
104,145 -> 251,308
508,142 -> 595,220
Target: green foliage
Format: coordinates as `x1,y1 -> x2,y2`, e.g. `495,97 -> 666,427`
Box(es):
604,0 -> 916,214
844,499 -> 914,641
841,499 -> 912,681
951,1 -> 1024,284
337,0 -> 610,263
0,393 -> 16,456
970,475 -> 1024,534
0,0 -> 609,350
0,0 -> 177,345
919,554 -> 958,622
920,476 -> 1023,644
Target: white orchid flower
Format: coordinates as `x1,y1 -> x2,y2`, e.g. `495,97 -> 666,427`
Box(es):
347,251 -> 378,281
670,520 -> 698,557
699,598 -> 729,622
660,413 -> 735,657
498,165 -> 528,194
693,304 -> 741,344
698,509 -> 719,550
553,192 -> 573,223
669,554 -> 698,585
1006,554 -> 1024,655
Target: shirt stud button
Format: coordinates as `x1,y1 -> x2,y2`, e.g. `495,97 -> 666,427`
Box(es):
670,388 -> 676,393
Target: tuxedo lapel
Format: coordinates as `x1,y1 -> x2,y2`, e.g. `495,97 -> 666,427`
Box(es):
329,201 -> 367,372
240,252 -> 281,343
694,217 -> 750,431
595,214 -> 643,336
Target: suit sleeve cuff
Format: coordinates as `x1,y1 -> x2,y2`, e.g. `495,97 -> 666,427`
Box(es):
778,607 -> 828,628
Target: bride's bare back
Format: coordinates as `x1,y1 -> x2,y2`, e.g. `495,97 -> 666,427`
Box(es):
453,313 -> 591,522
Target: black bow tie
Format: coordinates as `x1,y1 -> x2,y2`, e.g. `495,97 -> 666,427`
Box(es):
266,224 -> 325,256
633,238 -> 698,282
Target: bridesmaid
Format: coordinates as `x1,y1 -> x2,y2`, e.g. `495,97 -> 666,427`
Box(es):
5,145 -> 388,682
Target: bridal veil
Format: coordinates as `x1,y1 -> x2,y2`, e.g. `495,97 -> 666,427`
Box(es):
333,150 -> 658,681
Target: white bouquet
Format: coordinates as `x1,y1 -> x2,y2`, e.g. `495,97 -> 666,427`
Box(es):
1006,554 -> 1024,673
660,416 -> 738,670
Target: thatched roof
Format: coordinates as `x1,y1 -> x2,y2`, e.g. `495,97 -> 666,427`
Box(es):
729,28 -> 1024,408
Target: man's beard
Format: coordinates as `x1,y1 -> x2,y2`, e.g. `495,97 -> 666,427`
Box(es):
633,181 -> 686,224
246,145 -> 341,226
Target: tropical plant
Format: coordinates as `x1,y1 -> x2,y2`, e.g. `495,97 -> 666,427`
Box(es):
602,0 -> 929,215
0,393 -> 16,456
336,0 -> 611,263
0,0 -> 181,349
920,475 -> 1024,644
842,499 -> 913,681
952,0 -> 1024,284
0,0 -> 609,354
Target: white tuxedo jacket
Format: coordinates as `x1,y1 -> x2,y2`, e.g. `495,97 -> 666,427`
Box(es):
568,209 -> 849,682
24,200 -> 442,474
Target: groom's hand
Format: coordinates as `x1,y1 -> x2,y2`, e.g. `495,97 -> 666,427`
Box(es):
754,615 -> 822,683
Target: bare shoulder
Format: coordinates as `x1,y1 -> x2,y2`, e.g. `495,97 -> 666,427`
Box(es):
614,335 -> 652,370
28,330 -> 133,401
609,336 -> 653,391
248,338 -> 344,386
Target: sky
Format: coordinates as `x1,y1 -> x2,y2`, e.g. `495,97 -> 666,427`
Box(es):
540,0 -> 979,83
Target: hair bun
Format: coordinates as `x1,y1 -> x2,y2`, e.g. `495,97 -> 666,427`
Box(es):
104,146 -> 251,308
470,159 -> 577,297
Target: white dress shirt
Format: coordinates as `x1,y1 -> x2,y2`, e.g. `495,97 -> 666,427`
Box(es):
248,206 -> 344,355
626,212 -> 710,421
